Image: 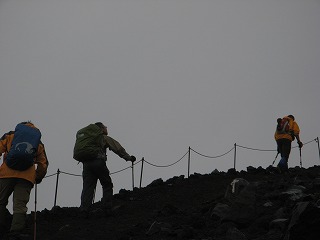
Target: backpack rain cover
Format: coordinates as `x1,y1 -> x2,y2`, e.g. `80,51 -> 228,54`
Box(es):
73,124 -> 104,162
6,123 -> 41,171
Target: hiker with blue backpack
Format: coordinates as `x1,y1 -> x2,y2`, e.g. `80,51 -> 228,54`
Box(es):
274,115 -> 303,173
73,122 -> 136,218
0,121 -> 48,240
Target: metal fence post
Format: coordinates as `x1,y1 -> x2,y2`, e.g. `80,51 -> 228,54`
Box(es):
139,157 -> 144,189
53,169 -> 60,207
187,146 -> 191,178
131,161 -> 134,190
316,137 -> 320,164
234,143 -> 237,170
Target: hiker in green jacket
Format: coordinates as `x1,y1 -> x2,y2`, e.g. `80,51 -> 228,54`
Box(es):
76,122 -> 136,217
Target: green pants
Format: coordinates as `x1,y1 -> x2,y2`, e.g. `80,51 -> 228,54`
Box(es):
0,178 -> 33,232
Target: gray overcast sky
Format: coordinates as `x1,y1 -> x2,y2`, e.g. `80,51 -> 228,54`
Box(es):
1,0 -> 320,212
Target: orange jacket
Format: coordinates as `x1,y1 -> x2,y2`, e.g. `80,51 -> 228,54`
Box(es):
0,123 -> 48,184
274,116 -> 300,142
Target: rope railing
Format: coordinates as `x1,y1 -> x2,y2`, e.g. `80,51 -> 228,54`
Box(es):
236,145 -> 275,152
237,138 -> 316,152
59,171 -> 81,177
43,172 -> 58,179
40,137 -> 320,209
190,146 -> 234,158
144,150 -> 189,167
110,158 -> 143,175
291,138 -> 316,149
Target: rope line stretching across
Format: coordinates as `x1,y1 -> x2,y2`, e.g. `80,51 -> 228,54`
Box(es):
190,147 -> 234,158
110,159 -> 143,175
236,145 -> 275,152
60,171 -> 81,177
291,138 -> 315,149
43,172 -> 57,179
144,150 -> 189,168
43,159 -> 144,178
237,138 -> 316,152
41,137 -> 318,179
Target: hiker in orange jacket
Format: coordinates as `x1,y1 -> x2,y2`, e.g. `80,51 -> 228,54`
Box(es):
0,121 -> 48,239
274,115 -> 303,172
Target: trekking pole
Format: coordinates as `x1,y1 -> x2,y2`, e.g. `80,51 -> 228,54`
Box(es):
272,152 -> 279,166
33,184 -> 37,240
299,147 -> 302,168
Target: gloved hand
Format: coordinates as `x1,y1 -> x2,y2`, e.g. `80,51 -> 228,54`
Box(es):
298,141 -> 303,148
130,156 -> 136,162
35,177 -> 42,184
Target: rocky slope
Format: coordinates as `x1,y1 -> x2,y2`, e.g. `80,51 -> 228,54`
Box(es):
21,165 -> 320,239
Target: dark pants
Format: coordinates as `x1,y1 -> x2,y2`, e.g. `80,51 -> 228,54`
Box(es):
80,159 -> 113,211
276,138 -> 292,171
0,178 -> 33,234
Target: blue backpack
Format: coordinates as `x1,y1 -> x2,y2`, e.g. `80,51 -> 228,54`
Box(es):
6,123 -> 41,171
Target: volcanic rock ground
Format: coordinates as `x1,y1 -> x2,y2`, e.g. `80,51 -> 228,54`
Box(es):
21,165 -> 320,239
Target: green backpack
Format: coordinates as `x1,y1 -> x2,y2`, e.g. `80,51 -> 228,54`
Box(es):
73,124 -> 104,162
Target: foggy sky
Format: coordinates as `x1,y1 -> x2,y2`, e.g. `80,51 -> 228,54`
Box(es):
1,0 -> 319,213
